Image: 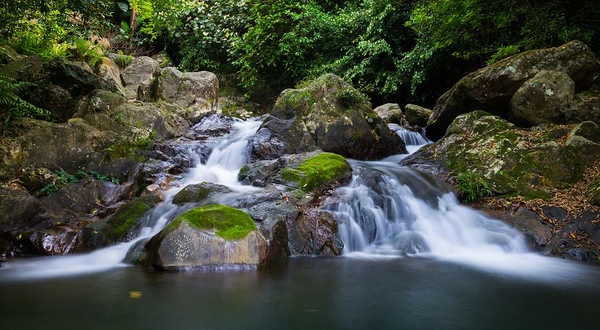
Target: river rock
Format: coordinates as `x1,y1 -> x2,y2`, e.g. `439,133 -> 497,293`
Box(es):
172,182 -> 232,205
251,74 -> 405,160
146,205 -> 267,269
0,118 -> 117,181
566,90 -> 600,124
509,70 -> 575,126
405,104 -> 433,127
0,183 -> 41,233
427,40 -> 600,139
287,210 -> 343,256
374,103 -> 403,124
153,67 -> 219,121
97,56 -> 124,92
121,56 -> 160,87
403,111 -> 598,198
49,58 -> 118,96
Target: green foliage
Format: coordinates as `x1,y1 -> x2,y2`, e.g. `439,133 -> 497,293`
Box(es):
40,169 -> 120,196
71,37 -> 104,68
171,204 -> 256,240
455,171 -> 492,203
0,75 -> 52,134
116,50 -> 134,67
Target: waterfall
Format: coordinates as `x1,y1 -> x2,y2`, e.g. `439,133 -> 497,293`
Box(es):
0,117 -> 262,280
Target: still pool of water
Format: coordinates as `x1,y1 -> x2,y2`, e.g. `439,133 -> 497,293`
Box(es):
1,257 -> 599,330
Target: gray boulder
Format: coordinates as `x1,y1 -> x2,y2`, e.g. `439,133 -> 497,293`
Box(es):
405,104 -> 433,127
566,90 -> 600,124
427,40 -> 600,139
374,103 -> 403,124
509,70 -> 575,126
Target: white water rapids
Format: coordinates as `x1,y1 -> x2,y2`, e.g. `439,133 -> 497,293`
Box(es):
0,118 -> 262,281
0,119 -> 594,283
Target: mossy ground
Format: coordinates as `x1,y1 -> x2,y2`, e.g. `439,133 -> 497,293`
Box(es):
169,204 -> 256,240
280,153 -> 350,192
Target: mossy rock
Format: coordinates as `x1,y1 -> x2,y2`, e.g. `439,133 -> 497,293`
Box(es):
279,153 -> 352,192
100,194 -> 161,240
165,204 -> 256,240
406,111 -> 597,200
251,74 -> 405,161
172,183 -> 232,205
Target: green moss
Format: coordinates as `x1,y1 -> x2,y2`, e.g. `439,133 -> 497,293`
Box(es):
104,132 -> 156,161
170,204 -> 256,240
104,195 -> 158,240
280,153 -> 350,192
238,165 -> 250,179
337,87 -> 370,109
493,131 -> 520,144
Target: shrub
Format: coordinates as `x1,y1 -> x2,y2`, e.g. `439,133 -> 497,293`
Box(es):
454,171 -> 492,203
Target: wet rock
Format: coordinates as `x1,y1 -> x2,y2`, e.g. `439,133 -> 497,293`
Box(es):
287,210 -> 343,256
172,183 -> 232,205
374,103 -> 403,124
146,205 -> 267,269
251,74 -> 405,160
0,184 -> 41,233
404,104 -> 433,127
427,41 -> 600,140
509,70 -> 575,126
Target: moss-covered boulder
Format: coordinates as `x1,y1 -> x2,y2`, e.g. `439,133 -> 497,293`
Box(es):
278,153 -> 352,192
146,205 -> 267,270
509,70 -> 575,126
251,74 -> 405,160
427,40 -> 600,140
172,182 -> 231,205
404,111 -> 598,199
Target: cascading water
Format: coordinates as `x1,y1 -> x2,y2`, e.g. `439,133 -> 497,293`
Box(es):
0,117 -> 262,281
327,124 -> 588,281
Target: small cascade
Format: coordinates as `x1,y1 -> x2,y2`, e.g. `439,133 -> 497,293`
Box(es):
0,117 -> 262,280
388,124 -> 430,155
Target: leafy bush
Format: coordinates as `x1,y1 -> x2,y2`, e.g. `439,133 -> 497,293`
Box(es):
455,171 -> 492,203
0,75 -> 52,134
41,169 -> 120,196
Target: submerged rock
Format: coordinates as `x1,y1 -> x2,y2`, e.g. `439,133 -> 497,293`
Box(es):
251,74 -> 405,160
172,183 -> 232,205
146,205 -> 267,270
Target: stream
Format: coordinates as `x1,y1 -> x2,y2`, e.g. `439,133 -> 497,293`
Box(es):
0,118 -> 599,330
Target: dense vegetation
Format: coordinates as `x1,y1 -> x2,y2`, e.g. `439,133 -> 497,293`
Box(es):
1,0 -> 599,108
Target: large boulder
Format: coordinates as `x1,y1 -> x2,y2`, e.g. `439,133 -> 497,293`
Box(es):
0,119 -> 117,181
427,41 -> 600,140
373,103 -> 403,124
121,56 -> 160,87
172,182 -> 232,205
509,70 -> 575,126
97,56 -> 124,92
152,67 -> 219,122
146,205 -> 267,270
403,111 -> 598,199
404,104 -> 433,127
49,58 -> 118,96
251,74 -> 405,161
